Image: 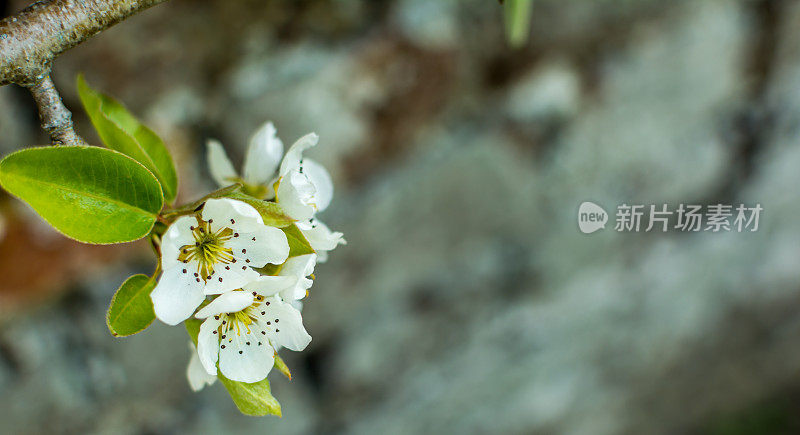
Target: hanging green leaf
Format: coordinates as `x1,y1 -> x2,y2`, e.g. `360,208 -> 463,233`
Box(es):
283,223 -> 315,258
504,0 -> 533,48
77,74 -> 178,203
0,146 -> 164,244
107,274 -> 157,337
219,374 -> 282,417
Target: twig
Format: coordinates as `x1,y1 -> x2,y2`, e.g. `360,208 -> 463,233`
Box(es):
26,75 -> 87,145
0,0 -> 169,145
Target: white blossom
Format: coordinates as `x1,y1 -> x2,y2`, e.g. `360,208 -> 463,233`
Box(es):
195,282 -> 311,383
206,122 -> 344,258
207,122 -> 284,189
150,198 -> 290,325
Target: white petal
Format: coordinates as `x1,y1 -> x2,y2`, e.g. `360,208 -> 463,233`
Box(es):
187,342 -> 217,391
202,198 -> 264,233
279,132 -> 318,176
160,216 -> 197,270
298,219 -> 345,252
242,275 -> 298,297
197,316 -> 223,375
227,226 -> 289,267
196,291 -> 254,318
258,297 -> 311,352
302,159 -> 333,212
218,327 -> 275,383
276,171 -> 317,221
201,261 -> 260,295
278,254 -> 317,301
151,266 -> 206,325
243,122 -> 284,186
316,250 -> 329,264
281,253 -> 317,278
207,139 -> 239,187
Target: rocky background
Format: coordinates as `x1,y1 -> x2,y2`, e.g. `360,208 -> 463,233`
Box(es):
2,0 -> 800,434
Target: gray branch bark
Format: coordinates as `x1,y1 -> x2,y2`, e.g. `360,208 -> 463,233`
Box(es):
0,0 -> 168,145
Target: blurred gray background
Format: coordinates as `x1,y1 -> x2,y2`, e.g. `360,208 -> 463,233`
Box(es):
2,0 -> 800,434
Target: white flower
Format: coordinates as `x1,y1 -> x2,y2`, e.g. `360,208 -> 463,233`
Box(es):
187,342 -> 216,391
195,282 -> 311,383
150,198 -> 290,326
207,122 -> 344,258
207,122 -> 284,189
206,124 -> 333,220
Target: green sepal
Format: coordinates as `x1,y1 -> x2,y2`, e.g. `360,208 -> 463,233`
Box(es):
0,146 -> 163,244
283,224 -> 315,258
273,354 -> 292,380
77,74 -> 179,203
106,274 -> 157,337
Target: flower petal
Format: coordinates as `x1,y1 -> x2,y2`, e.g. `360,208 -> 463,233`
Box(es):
303,159 -> 333,212
276,171 -> 317,221
279,132 -> 318,176
197,316 -> 223,375
160,216 -> 197,270
227,226 -> 289,267
202,198 -> 264,233
187,342 -> 217,391
196,291 -> 254,318
242,275 -> 298,297
278,254 -> 316,301
201,261 -> 260,295
243,122 -> 284,186
258,297 -> 311,352
151,266 -> 206,325
207,139 -> 239,187
218,327 -> 275,383
298,219 -> 345,252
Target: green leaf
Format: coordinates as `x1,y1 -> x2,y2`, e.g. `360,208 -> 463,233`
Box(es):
504,0 -> 533,48
77,74 -> 178,203
185,317 -> 282,416
219,375 -> 281,417
274,354 -> 292,380
0,146 -> 164,244
282,223 -> 315,258
107,274 -> 156,337
224,192 -> 295,227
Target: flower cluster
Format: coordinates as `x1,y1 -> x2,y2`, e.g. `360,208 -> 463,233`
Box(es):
150,122 -> 344,388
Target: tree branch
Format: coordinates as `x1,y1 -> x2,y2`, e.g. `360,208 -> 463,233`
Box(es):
0,0 -> 168,145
